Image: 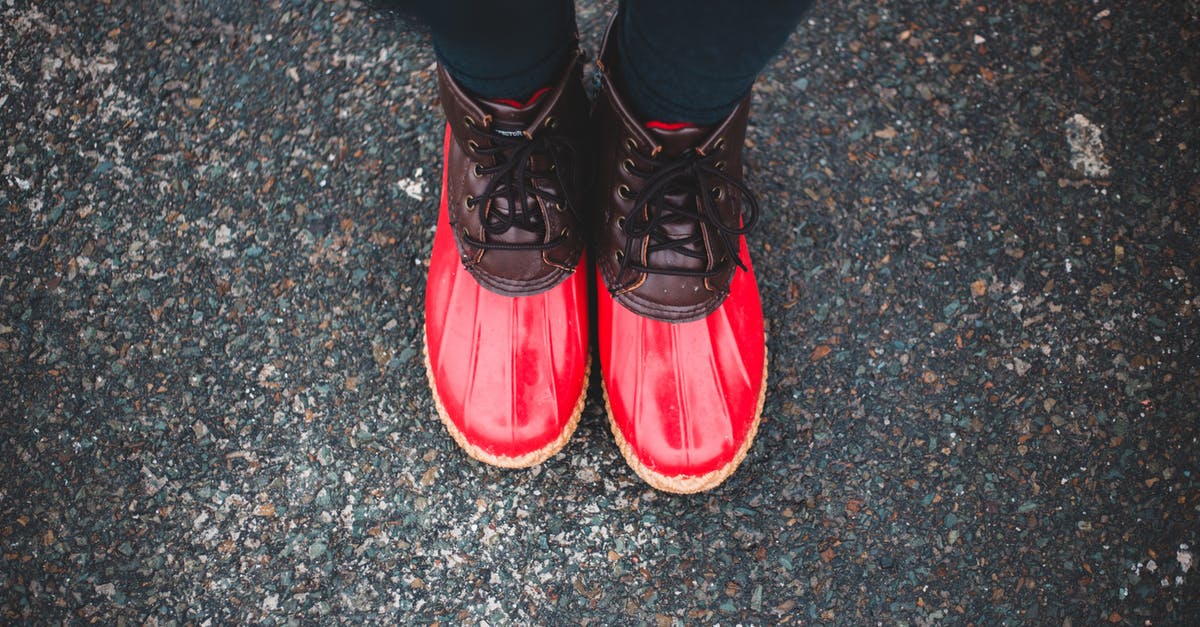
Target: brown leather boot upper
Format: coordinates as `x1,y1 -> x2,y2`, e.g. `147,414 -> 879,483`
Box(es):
591,25 -> 760,323
438,49 -> 589,297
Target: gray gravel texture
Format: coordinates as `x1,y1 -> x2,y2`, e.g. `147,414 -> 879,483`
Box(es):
2,0 -> 1198,624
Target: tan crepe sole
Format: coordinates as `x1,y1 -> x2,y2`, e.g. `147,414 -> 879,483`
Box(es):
423,330 -> 590,468
603,349 -> 768,494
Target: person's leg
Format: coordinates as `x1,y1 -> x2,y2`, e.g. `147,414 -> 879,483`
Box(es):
592,2 -> 814,493
394,0 -> 575,100
616,0 -> 814,125
412,0 -> 592,469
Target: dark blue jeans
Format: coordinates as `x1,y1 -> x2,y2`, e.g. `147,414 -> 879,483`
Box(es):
389,0 -> 813,125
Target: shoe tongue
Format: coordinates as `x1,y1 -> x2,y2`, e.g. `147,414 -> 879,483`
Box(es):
644,120 -> 712,156
473,89 -> 553,240
480,87 -> 551,135
636,122 -> 730,274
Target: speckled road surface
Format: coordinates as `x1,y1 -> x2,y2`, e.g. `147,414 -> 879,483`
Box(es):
2,1 -> 1198,624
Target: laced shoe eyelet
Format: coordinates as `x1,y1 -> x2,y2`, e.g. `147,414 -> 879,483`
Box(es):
472,163 -> 483,177
624,137 -> 637,152
464,116 -> 476,128
465,194 -> 476,210
615,250 -> 624,263
715,160 -> 727,171
545,116 -> 558,129
711,186 -> 725,201
617,184 -> 634,200
713,136 -> 727,151
622,158 -> 635,174
467,139 -> 480,154
615,216 -> 626,229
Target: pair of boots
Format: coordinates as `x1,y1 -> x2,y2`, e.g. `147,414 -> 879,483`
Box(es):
423,23 -> 765,494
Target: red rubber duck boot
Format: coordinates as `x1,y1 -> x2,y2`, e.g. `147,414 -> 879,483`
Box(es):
423,51 -> 590,467
592,22 -> 767,493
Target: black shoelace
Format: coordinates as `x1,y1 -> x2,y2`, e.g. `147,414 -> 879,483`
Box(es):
616,148 -> 760,285
463,126 -> 576,252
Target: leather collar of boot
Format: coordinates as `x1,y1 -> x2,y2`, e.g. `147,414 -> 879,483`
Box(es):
594,16 -> 749,160
439,48 -> 584,146
594,15 -> 659,156
642,96 -> 752,161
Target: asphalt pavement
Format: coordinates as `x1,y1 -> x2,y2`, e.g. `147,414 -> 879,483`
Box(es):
2,0 -> 1198,623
